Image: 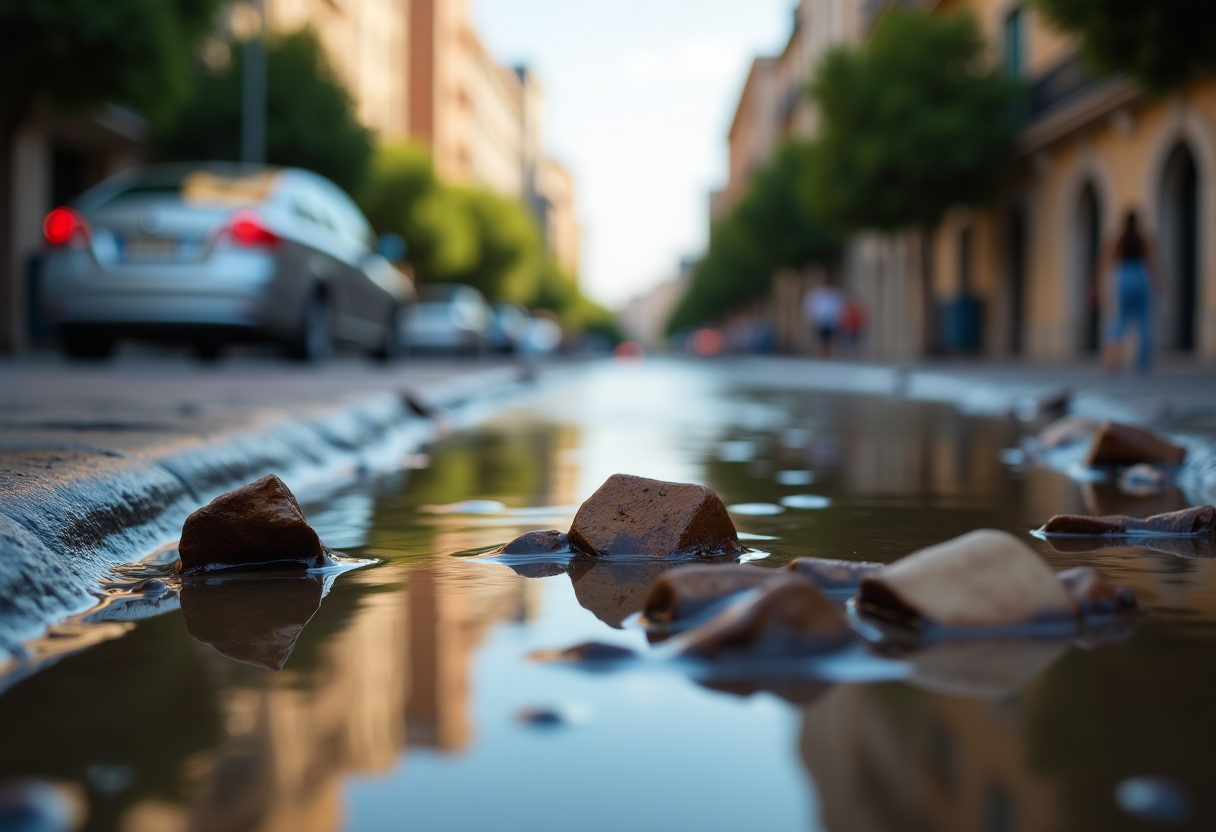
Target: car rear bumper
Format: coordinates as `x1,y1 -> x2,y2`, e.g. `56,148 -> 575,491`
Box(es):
47,294 -> 267,328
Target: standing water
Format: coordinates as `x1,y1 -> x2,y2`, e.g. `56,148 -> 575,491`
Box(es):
1,360 -> 1213,831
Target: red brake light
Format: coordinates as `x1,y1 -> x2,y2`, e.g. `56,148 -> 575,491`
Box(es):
44,207 -> 91,248
227,211 -> 280,247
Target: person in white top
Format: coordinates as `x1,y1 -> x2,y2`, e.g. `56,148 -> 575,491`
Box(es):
803,283 -> 845,357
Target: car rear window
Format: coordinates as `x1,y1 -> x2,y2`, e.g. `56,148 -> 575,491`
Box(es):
98,168 -> 281,207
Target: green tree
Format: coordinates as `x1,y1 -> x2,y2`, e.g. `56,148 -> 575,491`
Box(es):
806,9 -> 1018,233
804,8 -> 1018,350
1035,0 -> 1216,93
155,28 -> 372,194
451,187 -> 541,303
668,142 -> 840,334
359,144 -> 479,283
0,0 -> 222,349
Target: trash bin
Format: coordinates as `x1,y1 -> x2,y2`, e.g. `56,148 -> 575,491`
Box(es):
938,294 -> 984,353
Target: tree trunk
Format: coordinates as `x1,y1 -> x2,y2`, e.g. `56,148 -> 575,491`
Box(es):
0,111 -> 27,354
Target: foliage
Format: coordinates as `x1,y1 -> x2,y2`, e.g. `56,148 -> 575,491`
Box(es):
359,144 -> 614,339
805,8 -> 1019,232
0,0 -> 222,122
1035,0 -> 1216,93
668,142 -> 840,333
154,28 -> 373,194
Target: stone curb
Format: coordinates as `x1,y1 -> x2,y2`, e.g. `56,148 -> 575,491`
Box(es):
0,363 -> 530,663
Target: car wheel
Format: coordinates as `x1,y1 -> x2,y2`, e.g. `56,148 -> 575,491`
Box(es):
287,292 -> 333,362
374,303 -> 409,362
59,326 -> 114,361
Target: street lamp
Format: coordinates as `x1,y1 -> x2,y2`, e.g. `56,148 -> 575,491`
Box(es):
240,0 -> 266,165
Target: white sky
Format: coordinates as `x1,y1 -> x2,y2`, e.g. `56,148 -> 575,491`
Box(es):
471,0 -> 796,310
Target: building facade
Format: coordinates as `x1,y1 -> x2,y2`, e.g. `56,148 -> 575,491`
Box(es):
851,0 -> 1216,363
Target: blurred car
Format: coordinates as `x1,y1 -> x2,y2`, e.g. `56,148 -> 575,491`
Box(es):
489,303 -> 531,353
522,315 -> 563,356
407,284 -> 492,354
39,162 -> 416,361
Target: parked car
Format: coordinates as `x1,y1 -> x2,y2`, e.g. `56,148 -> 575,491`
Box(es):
489,303 -> 531,353
40,162 -> 416,361
407,284 -> 492,354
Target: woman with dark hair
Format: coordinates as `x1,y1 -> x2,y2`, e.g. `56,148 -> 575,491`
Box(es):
1095,211 -> 1164,372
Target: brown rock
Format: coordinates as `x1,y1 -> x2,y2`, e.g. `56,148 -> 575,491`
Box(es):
178,474 -> 333,575
642,564 -> 774,626
180,572 -> 325,670
857,530 -> 1075,630
677,573 -> 853,659
1083,422 -> 1186,468
786,557 -> 883,591
1057,566 -> 1138,617
501,529 -> 571,555
567,474 -> 742,559
1041,535 -> 1216,559
1042,505 -> 1215,537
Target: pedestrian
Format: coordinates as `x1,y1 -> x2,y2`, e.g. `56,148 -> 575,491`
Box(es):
803,281 -> 845,357
1094,210 -> 1164,372
840,294 -> 866,355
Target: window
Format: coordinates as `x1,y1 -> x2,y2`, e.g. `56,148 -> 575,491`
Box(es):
1004,6 -> 1024,78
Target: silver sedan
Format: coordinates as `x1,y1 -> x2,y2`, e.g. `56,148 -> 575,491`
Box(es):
39,162 -> 415,361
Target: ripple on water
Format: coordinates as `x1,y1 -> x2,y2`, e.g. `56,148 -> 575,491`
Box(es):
780,495 -> 832,510
727,502 -> 785,516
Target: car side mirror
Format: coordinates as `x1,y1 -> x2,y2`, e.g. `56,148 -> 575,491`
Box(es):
377,233 -> 407,262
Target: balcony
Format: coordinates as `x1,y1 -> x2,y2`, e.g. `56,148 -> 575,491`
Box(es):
1023,53 -> 1112,124
1017,52 -> 1137,152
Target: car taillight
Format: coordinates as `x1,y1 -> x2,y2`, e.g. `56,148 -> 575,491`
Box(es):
226,211 -> 280,248
43,207 -> 91,249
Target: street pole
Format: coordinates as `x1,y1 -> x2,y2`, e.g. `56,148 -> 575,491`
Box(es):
240,0 -> 267,165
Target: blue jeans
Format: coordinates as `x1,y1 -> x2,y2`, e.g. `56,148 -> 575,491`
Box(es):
1108,260 -> 1152,370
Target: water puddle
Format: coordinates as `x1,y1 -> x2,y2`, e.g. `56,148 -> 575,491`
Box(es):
2,361 -> 1214,830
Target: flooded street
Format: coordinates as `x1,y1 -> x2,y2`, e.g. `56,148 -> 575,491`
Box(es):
3,360 -> 1215,832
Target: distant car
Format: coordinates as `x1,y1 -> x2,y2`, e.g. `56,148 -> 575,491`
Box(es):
39,162 -> 416,361
490,303 -> 531,353
407,284 -> 492,354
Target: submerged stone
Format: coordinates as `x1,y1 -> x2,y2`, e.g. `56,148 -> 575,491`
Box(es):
530,641 -> 637,663
1042,534 -> 1216,559
1057,566 -> 1138,617
501,529 -> 571,555
568,474 -> 741,559
857,529 -> 1075,630
642,563 -> 774,626
178,474 -> 333,575
677,573 -> 853,659
1042,505 -> 1215,537
786,557 -> 883,592
1084,422 -> 1186,468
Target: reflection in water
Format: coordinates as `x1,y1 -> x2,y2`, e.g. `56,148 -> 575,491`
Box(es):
1,362 -> 1215,831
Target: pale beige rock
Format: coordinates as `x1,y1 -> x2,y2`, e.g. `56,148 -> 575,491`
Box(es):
858,529 -> 1075,629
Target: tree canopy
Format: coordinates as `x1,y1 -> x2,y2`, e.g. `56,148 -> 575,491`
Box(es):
668,141 -> 840,334
154,28 -> 373,194
1035,0 -> 1216,94
359,143 -> 617,341
804,8 -> 1019,232
0,0 -> 222,123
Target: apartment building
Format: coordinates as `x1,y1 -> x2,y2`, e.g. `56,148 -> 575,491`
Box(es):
912,0 -> 1216,362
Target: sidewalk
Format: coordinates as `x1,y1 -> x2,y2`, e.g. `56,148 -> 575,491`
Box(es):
0,355 -> 544,661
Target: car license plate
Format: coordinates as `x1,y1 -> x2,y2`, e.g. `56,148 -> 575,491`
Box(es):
121,236 -> 182,261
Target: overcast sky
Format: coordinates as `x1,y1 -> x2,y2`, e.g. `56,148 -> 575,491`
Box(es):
471,0 -> 796,310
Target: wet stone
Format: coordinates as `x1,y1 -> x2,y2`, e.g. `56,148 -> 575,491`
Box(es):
1042,505 -> 1215,537
567,473 -> 742,559
1057,566 -> 1138,617
502,529 -> 571,556
677,573 -> 854,659
642,563 -> 774,626
858,529 -> 1075,630
786,557 -> 883,592
178,474 -> 333,575
530,641 -> 637,664
1084,421 -> 1186,468
1035,415 -> 1098,450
